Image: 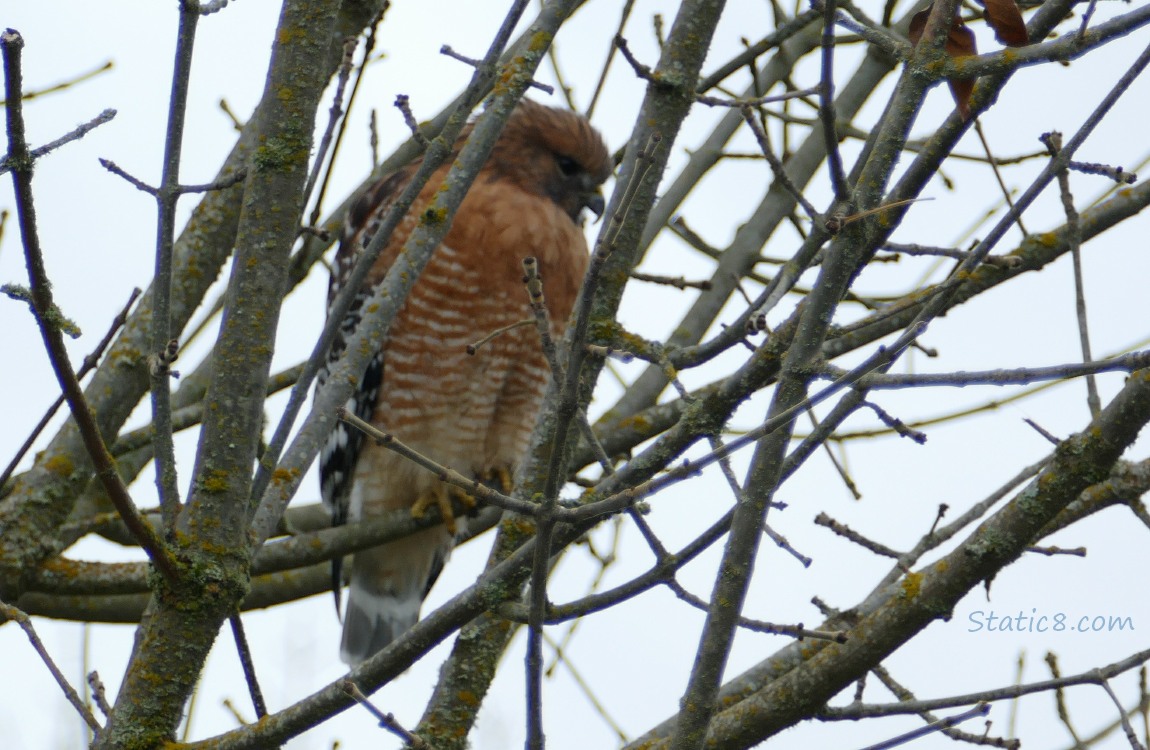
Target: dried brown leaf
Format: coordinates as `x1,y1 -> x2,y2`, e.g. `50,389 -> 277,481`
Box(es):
983,0 -> 1029,47
909,6 -> 978,120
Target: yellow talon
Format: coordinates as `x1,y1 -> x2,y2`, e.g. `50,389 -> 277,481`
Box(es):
411,484 -> 476,534
488,467 -> 513,494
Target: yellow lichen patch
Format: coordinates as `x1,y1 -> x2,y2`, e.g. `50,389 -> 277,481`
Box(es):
528,31 -> 551,53
201,470 -> 231,493
276,27 -> 306,45
618,413 -> 652,433
44,453 -> 75,477
901,571 -> 924,599
272,467 -> 300,483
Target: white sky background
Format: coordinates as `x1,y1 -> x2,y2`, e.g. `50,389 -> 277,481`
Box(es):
2,1 -> 1150,749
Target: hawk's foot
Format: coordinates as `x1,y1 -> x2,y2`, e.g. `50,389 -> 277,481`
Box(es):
411,484 -> 476,534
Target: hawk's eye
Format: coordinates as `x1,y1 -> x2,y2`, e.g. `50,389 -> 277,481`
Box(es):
556,154 -> 580,176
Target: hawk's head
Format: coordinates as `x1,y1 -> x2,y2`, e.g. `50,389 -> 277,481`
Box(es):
487,99 -> 612,223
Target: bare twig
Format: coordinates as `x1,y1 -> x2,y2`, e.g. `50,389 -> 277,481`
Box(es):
149,1 -> 200,525
0,601 -> 101,733
1024,545 -> 1086,557
818,0 -> 850,200
308,5 -> 390,231
336,407 -> 536,516
974,120 -> 1028,238
0,58 -> 112,102
696,85 -> 820,108
466,318 -> 533,355
229,614 -> 268,719
341,681 -> 427,748
1069,159 -> 1137,184
881,241 -> 1022,269
813,351 -> 1150,390
1046,652 -> 1085,747
98,158 -> 156,194
739,106 -> 821,221
87,671 -> 112,718
0,287 -> 141,490
823,649 -> 1150,721
585,0 -> 637,119
858,704 -> 992,750
441,44 -> 554,93
1091,669 -> 1148,750
0,108 -> 116,175
1042,130 -> 1100,417
522,256 -> 565,379
2,28 -> 179,581
814,512 -> 902,559
394,93 -> 430,148
862,400 -> 928,443
630,270 -> 713,290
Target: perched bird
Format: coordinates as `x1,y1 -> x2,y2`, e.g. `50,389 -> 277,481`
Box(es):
319,99 -> 611,665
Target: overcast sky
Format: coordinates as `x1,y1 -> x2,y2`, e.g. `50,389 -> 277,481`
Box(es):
3,2 -> 1150,748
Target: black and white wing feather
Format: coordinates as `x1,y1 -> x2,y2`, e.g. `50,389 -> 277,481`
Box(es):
317,173 -> 406,615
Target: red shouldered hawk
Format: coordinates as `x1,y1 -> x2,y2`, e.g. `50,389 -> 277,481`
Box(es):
319,99 -> 611,665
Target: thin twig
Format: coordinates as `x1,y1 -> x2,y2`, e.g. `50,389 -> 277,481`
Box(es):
805,407 -> 863,499
818,0 -> 850,200
1024,545 -> 1086,557
87,671 -> 112,718
739,105 -> 821,221
219,98 -> 244,131
1091,669 -> 1148,750
695,86 -> 820,108
542,630 -> 628,741
1,58 -> 112,102
857,703 -> 992,750
1042,130 -> 1100,417
441,44 -> 554,93
522,256 -> 565,379
1047,652 -> 1084,747
394,94 -> 430,148
630,270 -> 713,290
823,649 -> 1150,721
466,318 -> 533,355
866,666 -> 1010,747
813,351 -> 1150,390
177,170 -> 248,195
98,158 -> 156,194
1069,159 -> 1137,184
0,287 -> 141,490
814,512 -> 902,559
229,614 -> 268,719
524,252 -> 564,750
341,681 -> 427,748
863,400 -> 927,443
302,36 -> 358,210
336,407 -> 536,516
881,241 -> 1022,269
309,5 -> 390,230
2,28 -> 179,581
975,119 -> 1028,238
0,108 -> 116,175
585,0 -> 636,119
0,601 -> 102,733
149,1 -> 201,526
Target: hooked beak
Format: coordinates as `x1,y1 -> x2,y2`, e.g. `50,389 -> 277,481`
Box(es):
584,189 -> 605,222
